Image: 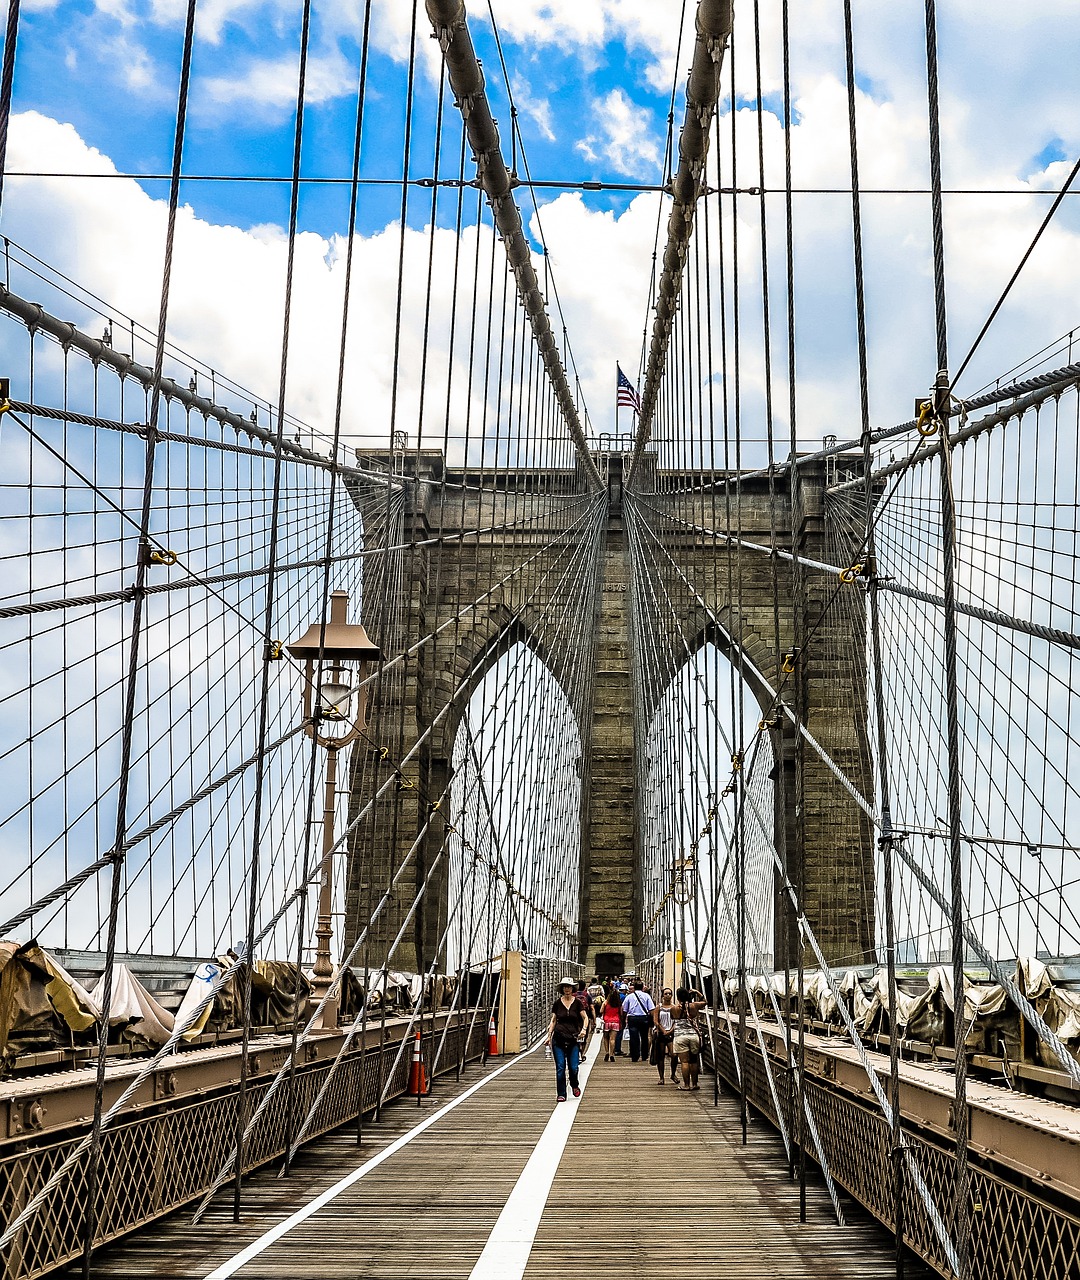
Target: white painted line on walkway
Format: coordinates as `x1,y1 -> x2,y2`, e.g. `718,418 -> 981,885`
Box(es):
467,1040 -> 596,1280
205,1042 -> 545,1280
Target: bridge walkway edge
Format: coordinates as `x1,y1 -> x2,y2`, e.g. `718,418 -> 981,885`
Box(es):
77,1038 -> 930,1278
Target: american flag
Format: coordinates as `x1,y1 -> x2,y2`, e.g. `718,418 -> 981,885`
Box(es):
616,364 -> 641,413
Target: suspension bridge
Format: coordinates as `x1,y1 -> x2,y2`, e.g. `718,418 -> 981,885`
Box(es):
1,0 -> 1079,1277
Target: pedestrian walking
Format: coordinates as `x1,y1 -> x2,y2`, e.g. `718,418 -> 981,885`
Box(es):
650,987 -> 677,1083
600,990 -> 622,1060
608,981 -> 625,1055
586,976 -> 604,1016
546,977 -> 588,1101
621,979 -> 655,1063
573,978 -> 596,1059
672,986 -> 707,1090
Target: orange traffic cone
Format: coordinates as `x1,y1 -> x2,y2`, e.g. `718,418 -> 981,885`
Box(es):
487,1015 -> 499,1057
407,1031 -> 427,1096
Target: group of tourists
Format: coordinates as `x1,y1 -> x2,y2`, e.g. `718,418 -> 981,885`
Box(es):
545,975 -> 707,1102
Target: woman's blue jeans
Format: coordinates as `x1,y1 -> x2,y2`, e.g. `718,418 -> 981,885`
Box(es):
552,1040 -> 580,1097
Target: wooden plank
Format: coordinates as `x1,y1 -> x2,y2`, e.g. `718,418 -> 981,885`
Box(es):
527,1054 -> 933,1278
80,1047 -> 932,1279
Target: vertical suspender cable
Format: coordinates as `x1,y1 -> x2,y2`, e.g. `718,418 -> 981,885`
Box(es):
80,4 -> 199,1273
627,0 -> 733,486
750,0 -> 792,1170
922,3 -> 970,1274
838,0 -> 907,1268
778,0 -> 808,1225
283,0 -> 375,1176
0,0 -> 20,218
375,0 -> 421,1123
425,0 -> 601,490
232,0 -> 313,1222
724,32 -> 750,1151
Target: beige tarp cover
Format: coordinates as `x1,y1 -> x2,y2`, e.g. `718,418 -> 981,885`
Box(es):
40,950 -> 100,1032
806,970 -> 838,1021
182,957 -> 309,1033
174,961 -> 226,1040
927,965 -> 1009,1019
868,968 -> 925,1027
360,969 -> 424,1009
1020,957 -> 1080,1068
0,941 -> 108,1062
254,959 -> 310,1027
841,970 -> 881,1033
0,942 -> 63,1060
89,964 -> 175,1045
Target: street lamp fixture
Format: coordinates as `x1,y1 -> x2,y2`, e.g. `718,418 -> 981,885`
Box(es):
288,590 -> 381,1029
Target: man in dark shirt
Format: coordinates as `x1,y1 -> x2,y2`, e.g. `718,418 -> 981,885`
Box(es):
546,977 -> 588,1101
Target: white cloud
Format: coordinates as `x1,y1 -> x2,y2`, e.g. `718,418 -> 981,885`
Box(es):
118,35 -> 159,91
576,88 -> 660,177
92,0 -> 137,24
193,0 -> 292,45
511,75 -> 556,144
202,50 -> 353,109
486,0 -> 687,96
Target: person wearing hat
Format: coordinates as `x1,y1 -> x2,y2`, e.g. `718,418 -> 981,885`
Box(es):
545,977 -> 589,1101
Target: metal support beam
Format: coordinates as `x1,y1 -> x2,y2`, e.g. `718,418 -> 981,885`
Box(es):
0,284 -> 369,476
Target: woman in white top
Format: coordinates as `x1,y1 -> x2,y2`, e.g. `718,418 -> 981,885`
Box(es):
650,987 -> 678,1084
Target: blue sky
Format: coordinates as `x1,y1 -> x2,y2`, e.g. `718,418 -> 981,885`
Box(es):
12,0 -> 676,237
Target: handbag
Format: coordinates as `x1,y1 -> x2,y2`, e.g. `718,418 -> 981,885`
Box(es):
673,1005 -> 702,1053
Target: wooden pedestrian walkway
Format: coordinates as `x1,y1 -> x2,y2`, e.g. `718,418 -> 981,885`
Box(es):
78,1040 -> 931,1279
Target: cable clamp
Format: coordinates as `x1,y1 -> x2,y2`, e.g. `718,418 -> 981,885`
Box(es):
265,639 -> 284,662
915,396 -> 939,436
141,544 -> 178,567
731,752 -> 742,771
395,774 -> 415,791
0,376 -> 10,415
781,647 -> 799,674
838,563 -> 864,584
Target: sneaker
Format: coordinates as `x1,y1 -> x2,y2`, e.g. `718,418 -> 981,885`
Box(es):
557,1095 -> 566,1102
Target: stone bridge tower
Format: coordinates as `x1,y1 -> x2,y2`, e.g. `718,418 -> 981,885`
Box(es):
342,449 -> 875,976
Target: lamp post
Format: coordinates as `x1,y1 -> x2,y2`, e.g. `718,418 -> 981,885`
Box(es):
288,590 -> 381,1030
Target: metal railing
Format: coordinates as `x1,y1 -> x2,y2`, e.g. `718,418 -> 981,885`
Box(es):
0,1016 -> 487,1280
520,954 -> 583,1049
708,1028 -> 1080,1280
